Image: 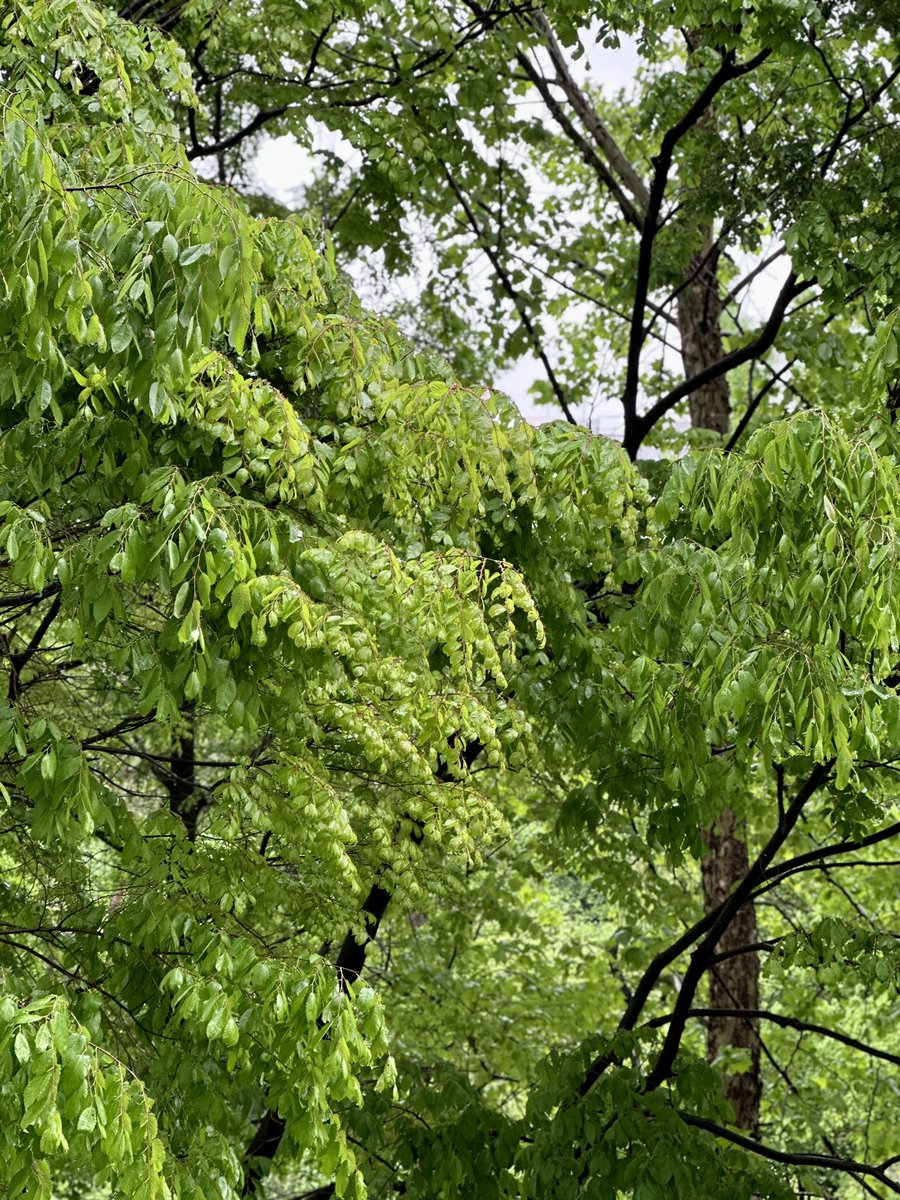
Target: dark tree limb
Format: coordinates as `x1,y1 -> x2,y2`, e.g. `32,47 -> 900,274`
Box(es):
240,868 -> 400,1193
184,4 -> 531,161
81,713 -> 156,748
0,582 -> 61,611
620,46 -> 771,448
164,701 -> 204,840
240,741 -> 482,1194
755,817 -> 900,891
582,782 -> 894,1098
186,105 -> 292,161
651,1007 -> 900,1068
819,62 -> 900,177
578,761 -> 832,1097
643,760 -> 832,1092
723,359 -> 796,454
679,1114 -> 900,1194
6,593 -> 62,702
241,1110 -> 288,1198
625,272 -> 812,456
722,246 -> 787,308
705,1008 -> 900,1065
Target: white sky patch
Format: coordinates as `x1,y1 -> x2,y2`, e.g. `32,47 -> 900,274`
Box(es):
251,118 -> 361,203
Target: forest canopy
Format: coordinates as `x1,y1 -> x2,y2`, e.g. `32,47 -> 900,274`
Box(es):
0,1 -> 899,1199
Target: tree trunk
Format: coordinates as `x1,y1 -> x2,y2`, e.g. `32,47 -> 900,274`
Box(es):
676,234 -> 730,434
677,216 -> 762,1135
700,809 -> 762,1135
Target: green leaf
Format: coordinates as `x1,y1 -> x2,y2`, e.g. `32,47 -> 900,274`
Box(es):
162,233 -> 179,263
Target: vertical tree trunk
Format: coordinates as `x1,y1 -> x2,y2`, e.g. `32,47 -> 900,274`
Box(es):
677,216 -> 762,1135
676,234 -> 730,434
700,810 -> 762,1134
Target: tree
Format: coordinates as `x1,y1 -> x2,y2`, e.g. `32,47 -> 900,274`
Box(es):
151,0 -> 898,437
2,3 -> 900,1200
0,3 -> 638,1194
146,0 -> 900,1148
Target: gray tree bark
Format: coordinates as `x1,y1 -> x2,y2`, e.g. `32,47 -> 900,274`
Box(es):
678,214 -> 762,1136
700,809 -> 762,1134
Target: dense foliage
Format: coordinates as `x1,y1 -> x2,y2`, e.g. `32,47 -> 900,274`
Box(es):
1,2 -> 899,1200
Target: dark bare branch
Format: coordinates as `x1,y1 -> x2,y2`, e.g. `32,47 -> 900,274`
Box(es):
7,594 -> 62,702
724,358 -> 796,453
642,760 -> 831,1092
627,272 -> 811,455
620,46 -> 771,450
679,1114 -> 900,1194
655,1007 -> 900,1068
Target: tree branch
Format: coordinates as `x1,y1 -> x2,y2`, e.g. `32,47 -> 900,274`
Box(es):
819,62 -> 900,178
642,760 -> 831,1092
653,1007 -> 900,1068
626,271 -> 811,455
442,164 -> 577,423
240,741 -> 482,1195
514,55 -> 644,229
184,4 -> 531,160
7,593 -> 62,702
0,582 -> 61,610
679,1114 -> 900,1193
756,817 -> 900,891
721,245 -> 787,307
619,46 -> 771,449
528,10 -> 649,211
186,104 -> 291,161
723,358 -> 796,453
577,762 -> 833,1098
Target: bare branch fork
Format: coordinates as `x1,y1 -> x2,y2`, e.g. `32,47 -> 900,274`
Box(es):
577,759 -> 833,1097
619,45 -> 772,453
568,761 -> 900,1194
629,271 -> 814,447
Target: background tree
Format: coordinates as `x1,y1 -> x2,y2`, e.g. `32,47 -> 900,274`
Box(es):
2,2 -> 900,1200
147,0 -> 898,437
